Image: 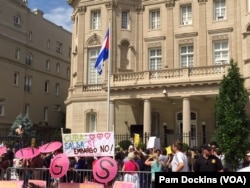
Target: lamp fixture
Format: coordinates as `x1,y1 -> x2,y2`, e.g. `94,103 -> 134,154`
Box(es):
163,88 -> 167,95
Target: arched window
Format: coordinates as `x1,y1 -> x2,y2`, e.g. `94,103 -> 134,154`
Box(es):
56,63 -> 60,73
14,15 -> 20,26
46,59 -> 50,70
25,53 -> 33,65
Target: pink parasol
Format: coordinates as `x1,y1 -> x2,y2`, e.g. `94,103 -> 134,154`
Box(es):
0,146 -> 7,156
49,153 -> 69,178
39,141 -> 62,153
15,147 -> 40,159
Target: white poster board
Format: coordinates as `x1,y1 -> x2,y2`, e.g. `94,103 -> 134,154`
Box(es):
146,137 -> 160,150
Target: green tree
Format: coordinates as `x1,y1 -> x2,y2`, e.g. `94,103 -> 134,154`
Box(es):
213,58 -> 250,171
9,114 -> 33,137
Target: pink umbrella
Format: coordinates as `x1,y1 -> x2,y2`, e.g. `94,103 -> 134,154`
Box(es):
49,153 -> 69,178
15,147 -> 40,159
0,146 -> 7,156
39,141 -> 62,153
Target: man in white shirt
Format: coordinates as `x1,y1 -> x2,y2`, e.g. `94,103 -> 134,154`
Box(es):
171,141 -> 189,172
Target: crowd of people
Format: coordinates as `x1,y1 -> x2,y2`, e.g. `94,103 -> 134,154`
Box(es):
0,140 -> 250,188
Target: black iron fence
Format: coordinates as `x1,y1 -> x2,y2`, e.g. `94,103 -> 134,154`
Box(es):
0,126 -> 216,149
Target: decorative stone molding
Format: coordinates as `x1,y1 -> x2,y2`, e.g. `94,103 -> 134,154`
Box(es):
135,5 -> 145,13
178,39 -> 194,45
144,36 -> 166,42
212,34 -> 228,41
78,6 -> 87,14
208,27 -> 233,34
243,32 -> 250,38
175,32 -> 198,38
105,1 -> 118,9
87,33 -> 101,47
147,42 -> 162,48
198,0 -> 207,3
166,0 -> 175,8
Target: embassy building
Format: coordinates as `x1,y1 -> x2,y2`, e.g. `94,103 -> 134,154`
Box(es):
65,0 -> 250,146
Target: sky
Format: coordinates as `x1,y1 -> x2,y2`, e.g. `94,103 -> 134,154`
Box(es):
28,0 -> 73,32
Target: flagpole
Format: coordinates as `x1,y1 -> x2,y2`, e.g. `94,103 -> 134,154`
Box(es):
107,22 -> 111,132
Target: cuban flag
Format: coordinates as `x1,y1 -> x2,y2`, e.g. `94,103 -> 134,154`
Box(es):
95,27 -> 110,75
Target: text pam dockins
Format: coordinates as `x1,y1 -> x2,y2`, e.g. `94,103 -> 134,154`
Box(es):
155,172 -> 250,187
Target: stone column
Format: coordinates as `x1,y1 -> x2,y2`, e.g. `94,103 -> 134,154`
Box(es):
182,97 -> 190,144
143,99 -> 151,136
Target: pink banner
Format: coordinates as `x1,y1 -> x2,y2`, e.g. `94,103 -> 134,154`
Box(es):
113,181 -> 135,188
59,182 -> 104,188
0,181 -> 23,188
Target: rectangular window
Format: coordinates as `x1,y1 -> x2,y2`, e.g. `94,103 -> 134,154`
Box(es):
44,107 -> 48,122
88,48 -> 102,84
214,0 -> 226,20
149,10 -> 160,29
180,45 -> 194,67
91,10 -> 100,30
213,40 -> 229,64
0,101 -> 5,116
24,75 -> 32,92
149,48 -> 162,70
14,72 -> 19,85
56,41 -> 62,53
55,83 -> 59,96
45,80 -> 49,93
181,5 -> 192,25
24,103 -> 29,115
121,11 -> 129,29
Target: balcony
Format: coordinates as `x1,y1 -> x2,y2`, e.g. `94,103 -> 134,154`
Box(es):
81,64 -> 229,92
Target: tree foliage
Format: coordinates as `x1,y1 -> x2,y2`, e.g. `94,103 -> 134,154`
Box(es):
213,59 -> 250,171
9,114 -> 33,137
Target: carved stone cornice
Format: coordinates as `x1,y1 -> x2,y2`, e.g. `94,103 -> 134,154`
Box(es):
78,6 -> 87,14
135,5 -> 145,13
166,0 -> 175,8
105,1 -> 118,9
198,0 -> 207,3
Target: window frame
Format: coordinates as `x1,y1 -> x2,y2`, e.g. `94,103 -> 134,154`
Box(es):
148,48 -> 162,70
149,9 -> 160,29
45,80 -> 49,93
179,44 -> 194,68
88,48 -> 102,84
91,10 -> 101,30
24,75 -> 32,92
121,10 -> 129,29
14,72 -> 19,86
214,0 -> 226,21
213,40 -> 229,65
180,4 -> 192,25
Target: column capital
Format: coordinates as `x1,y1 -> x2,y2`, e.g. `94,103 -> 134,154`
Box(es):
166,0 -> 175,8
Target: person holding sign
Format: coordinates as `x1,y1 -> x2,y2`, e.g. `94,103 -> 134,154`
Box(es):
122,152 -> 140,188
144,152 -> 163,188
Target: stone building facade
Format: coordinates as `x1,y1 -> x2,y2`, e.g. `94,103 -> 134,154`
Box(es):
66,0 -> 250,147
0,0 -> 72,135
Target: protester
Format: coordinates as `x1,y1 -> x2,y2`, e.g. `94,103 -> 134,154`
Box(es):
122,152 -> 140,188
145,152 -> 163,188
171,141 -> 189,172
